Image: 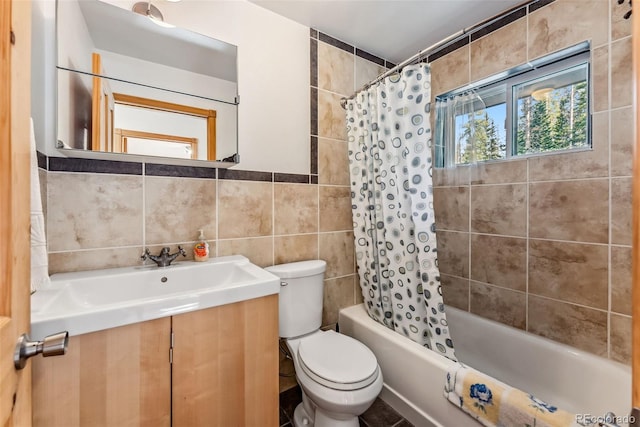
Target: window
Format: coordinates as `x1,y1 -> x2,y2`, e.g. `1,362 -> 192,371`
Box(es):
435,42 -> 591,167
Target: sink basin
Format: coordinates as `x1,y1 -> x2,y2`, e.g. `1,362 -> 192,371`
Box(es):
31,255 -> 280,337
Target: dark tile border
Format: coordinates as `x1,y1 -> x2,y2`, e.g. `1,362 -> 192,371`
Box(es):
274,173 -> 309,184
310,28 -> 318,39
48,157 -> 143,175
37,151 -> 47,170
318,32 -> 354,54
427,36 -> 471,63
145,163 -> 217,179
310,38 -> 318,88
310,87 -> 318,137
529,0 -> 556,13
422,0 -> 549,63
356,49 -> 385,67
310,36 -> 319,185
218,169 -> 273,182
470,6 -> 527,42
310,136 -> 318,175
39,154 -> 319,185
385,60 -> 397,70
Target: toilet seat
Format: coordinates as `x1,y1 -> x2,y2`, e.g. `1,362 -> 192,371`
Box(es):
297,330 -> 379,391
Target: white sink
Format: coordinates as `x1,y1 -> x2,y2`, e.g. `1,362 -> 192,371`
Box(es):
31,255 -> 280,337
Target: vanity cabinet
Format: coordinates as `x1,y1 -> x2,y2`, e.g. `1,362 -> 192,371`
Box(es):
32,295 -> 279,427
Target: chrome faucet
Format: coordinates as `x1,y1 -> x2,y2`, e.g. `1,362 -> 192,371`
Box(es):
141,246 -> 186,267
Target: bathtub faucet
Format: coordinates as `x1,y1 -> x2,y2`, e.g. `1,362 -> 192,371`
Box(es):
141,246 -> 186,267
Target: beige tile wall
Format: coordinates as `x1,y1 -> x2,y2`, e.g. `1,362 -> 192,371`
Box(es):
432,0 -> 632,364
45,172 -> 345,327
315,36 -> 387,329
43,33 -> 387,331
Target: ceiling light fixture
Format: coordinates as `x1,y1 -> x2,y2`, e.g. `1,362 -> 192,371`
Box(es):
531,88 -> 553,101
132,1 -> 174,28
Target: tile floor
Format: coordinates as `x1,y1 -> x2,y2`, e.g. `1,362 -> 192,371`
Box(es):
279,385 -> 415,427
279,340 -> 414,427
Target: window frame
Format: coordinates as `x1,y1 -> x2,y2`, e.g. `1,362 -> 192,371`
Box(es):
435,41 -> 592,168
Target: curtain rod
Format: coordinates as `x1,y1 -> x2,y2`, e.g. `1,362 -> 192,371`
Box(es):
340,0 -> 534,108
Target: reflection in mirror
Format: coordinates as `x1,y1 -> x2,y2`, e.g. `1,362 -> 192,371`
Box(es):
116,130 -> 197,159
56,0 -> 239,164
58,68 -> 236,161
113,96 -> 215,160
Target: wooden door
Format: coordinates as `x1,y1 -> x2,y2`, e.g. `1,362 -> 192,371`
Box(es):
0,0 -> 32,425
633,5 -> 640,421
172,295 -> 279,427
91,53 -> 114,152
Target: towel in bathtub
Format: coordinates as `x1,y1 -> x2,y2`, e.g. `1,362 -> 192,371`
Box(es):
444,365 -> 587,427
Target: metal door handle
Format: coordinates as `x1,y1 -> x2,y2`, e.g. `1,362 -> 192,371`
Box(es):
14,331 -> 69,370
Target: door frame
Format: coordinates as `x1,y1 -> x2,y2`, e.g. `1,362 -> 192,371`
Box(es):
0,0 -> 33,425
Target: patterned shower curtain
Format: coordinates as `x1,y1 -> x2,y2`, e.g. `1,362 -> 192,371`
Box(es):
346,63 -> 456,361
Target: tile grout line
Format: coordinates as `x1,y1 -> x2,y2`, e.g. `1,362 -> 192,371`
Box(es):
456,34 -> 472,304
141,167 -> 146,259
607,0 -> 613,360
314,34 -> 321,268
467,176 -> 472,312
434,175 -> 620,188
525,158 -> 530,332
442,270 -> 616,317
348,52 -> 359,307
436,229 -> 612,247
525,3 -> 529,63
214,175 -> 218,257
433,176 -> 633,191
475,280 -> 611,314
392,418 -> 411,427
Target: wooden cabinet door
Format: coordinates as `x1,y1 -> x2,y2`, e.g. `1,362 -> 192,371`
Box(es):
172,295 -> 279,427
32,317 -> 171,427
0,0 -> 32,425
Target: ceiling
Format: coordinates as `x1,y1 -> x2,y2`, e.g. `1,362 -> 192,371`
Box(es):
248,0 -> 526,64
83,0 -> 237,81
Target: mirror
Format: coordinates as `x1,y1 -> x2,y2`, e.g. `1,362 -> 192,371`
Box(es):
56,0 -> 239,164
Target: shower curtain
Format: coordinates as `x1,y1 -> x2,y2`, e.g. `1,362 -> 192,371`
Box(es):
346,63 -> 456,361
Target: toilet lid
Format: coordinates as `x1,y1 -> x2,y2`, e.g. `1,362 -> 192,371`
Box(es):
297,331 -> 379,391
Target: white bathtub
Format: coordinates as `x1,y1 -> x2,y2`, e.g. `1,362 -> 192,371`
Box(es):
339,304 -> 632,427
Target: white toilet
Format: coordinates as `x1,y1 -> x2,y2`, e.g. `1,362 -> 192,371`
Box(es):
266,260 -> 383,427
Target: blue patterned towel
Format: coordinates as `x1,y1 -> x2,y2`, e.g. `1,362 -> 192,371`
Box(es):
444,365 -> 590,427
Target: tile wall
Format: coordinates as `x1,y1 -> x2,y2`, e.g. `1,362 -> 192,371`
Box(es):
39,31 -> 390,331
312,30 -> 394,326
430,0 -> 632,363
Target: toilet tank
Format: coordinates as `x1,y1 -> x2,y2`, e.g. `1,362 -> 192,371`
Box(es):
265,260 -> 326,338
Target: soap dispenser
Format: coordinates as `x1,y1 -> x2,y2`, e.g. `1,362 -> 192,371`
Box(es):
193,230 -> 209,262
